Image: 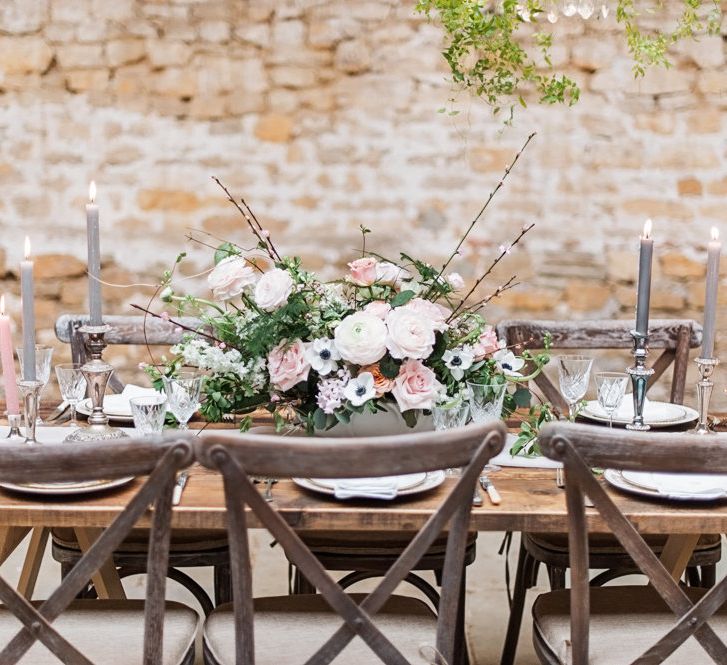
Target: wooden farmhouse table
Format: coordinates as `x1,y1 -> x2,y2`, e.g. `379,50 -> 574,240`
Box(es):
0,410 -> 721,600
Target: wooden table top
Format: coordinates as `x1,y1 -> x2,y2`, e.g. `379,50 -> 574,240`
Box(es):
1,410 -> 725,534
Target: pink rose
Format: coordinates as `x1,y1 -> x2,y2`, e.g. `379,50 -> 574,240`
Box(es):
348,257 -> 378,286
207,256 -> 257,301
400,298 -> 450,332
392,359 -> 442,412
364,300 -> 392,320
472,325 -> 500,361
267,339 -> 311,391
385,309 -> 436,360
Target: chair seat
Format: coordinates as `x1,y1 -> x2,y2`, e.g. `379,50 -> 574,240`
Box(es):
51,528 -> 228,554
297,530 -> 477,557
204,593 -> 437,665
533,586 -> 727,664
526,532 -> 721,556
0,599 -> 198,665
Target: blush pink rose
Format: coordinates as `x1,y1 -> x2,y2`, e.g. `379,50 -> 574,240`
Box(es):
364,300 -> 392,320
267,339 -> 311,391
400,298 -> 451,332
471,325 -> 500,361
348,257 -> 378,286
391,359 -> 442,412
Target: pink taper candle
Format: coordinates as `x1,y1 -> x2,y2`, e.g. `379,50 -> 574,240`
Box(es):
0,296 -> 20,415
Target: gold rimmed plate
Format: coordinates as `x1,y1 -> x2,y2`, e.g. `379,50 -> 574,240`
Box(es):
0,476 -> 135,496
294,471 -> 445,499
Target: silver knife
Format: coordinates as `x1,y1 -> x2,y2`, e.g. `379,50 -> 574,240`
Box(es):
45,401 -> 69,422
172,472 -> 188,506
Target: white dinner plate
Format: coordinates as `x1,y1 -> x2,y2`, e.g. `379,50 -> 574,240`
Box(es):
604,469 -> 727,502
580,400 -> 698,428
76,399 -> 134,423
0,476 -> 135,497
293,471 -> 445,500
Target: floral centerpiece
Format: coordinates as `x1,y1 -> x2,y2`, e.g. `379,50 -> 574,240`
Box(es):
140,135 -> 550,437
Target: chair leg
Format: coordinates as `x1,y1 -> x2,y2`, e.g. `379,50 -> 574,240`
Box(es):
214,561 -> 233,605
290,564 -> 317,595
701,564 -> 717,588
500,540 -> 537,665
685,566 -> 701,588
453,566 -> 469,665
547,565 -> 566,591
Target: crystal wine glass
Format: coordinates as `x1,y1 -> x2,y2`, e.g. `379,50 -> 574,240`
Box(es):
17,345 -> 54,424
130,395 -> 168,435
557,355 -> 594,420
467,381 -> 508,472
594,371 -> 628,428
54,363 -> 86,427
433,398 -> 470,477
162,372 -> 203,430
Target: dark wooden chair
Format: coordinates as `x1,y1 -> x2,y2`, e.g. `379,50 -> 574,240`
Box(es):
0,433 -> 199,664
496,319 -> 721,665
195,421 -> 507,665
53,313 -> 229,613
534,421 -> 727,664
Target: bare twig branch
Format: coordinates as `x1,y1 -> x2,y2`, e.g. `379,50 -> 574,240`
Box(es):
465,274 -> 520,313
131,302 -> 234,349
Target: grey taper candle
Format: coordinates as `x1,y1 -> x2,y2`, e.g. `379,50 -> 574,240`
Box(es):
20,237 -> 36,381
635,219 -> 653,336
86,181 -> 102,326
702,227 -> 721,359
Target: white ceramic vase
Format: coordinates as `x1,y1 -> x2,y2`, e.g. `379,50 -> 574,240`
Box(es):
316,403 -> 433,437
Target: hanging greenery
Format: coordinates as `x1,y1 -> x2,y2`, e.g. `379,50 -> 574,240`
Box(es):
416,0 -> 722,121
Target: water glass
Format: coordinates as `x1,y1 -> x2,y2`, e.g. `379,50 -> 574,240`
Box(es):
162,372 -> 203,429
467,381 -> 507,424
432,401 -> 470,431
54,363 -> 86,427
130,395 -> 168,435
594,371 -> 629,428
557,355 -> 594,420
17,345 -> 54,424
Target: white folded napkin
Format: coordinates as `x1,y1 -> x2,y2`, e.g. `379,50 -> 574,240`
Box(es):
622,471 -> 727,497
333,482 -> 398,500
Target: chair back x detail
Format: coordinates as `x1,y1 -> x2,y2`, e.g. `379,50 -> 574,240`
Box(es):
539,422 -> 727,665
196,421 -> 507,665
0,434 -> 194,664
496,319 -> 702,411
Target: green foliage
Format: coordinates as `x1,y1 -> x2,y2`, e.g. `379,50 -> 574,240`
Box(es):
416,0 -> 721,120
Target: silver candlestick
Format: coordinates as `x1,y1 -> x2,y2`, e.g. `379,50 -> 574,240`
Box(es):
692,357 -> 719,435
17,379 -> 43,444
5,413 -> 22,440
64,324 -> 128,443
626,330 -> 655,431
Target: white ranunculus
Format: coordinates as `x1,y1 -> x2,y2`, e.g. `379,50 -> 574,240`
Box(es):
254,268 -> 294,311
207,256 -> 257,301
343,372 -> 376,406
376,261 -> 408,288
400,298 -> 450,332
385,309 -> 436,360
333,312 -> 387,366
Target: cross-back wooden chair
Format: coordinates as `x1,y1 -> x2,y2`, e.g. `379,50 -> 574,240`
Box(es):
496,318 -> 721,665
196,421 -> 507,665
53,313 -> 228,614
535,421 -> 727,665
0,434 -> 198,664
496,319 -> 702,412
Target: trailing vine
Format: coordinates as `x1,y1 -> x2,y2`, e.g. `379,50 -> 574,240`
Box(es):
416,0 -> 722,121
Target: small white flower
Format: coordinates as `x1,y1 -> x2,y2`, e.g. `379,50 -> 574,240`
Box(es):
343,372 -> 376,407
305,338 -> 341,376
442,347 -> 474,381
493,349 -> 525,377
446,272 -> 465,290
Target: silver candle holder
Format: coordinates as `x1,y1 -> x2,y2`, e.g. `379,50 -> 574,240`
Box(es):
5,413 -> 22,440
17,379 -> 43,444
64,324 -> 128,443
692,357 -> 719,435
626,330 -> 655,431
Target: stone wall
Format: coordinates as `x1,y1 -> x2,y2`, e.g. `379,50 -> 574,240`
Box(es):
0,0 -> 726,407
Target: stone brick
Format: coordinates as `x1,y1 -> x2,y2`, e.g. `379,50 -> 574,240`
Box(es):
677,177 -> 702,197
56,44 -> 105,69
147,41 -> 191,68
697,70 -> 727,94
707,177 -> 727,196
138,189 -> 201,212
254,113 -> 294,142
659,252 -> 705,279
65,68 -> 109,92
271,66 -> 316,88
680,36 -> 725,69
564,282 -> 612,312
334,39 -> 371,74
571,37 -> 617,71
34,254 -> 86,280
686,108 -> 722,134
0,37 -> 52,75
621,199 -> 693,221
309,18 -> 357,49
51,0 -> 90,23
199,20 -> 230,43
106,39 -> 145,67
152,67 -> 197,97
0,0 -> 47,34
